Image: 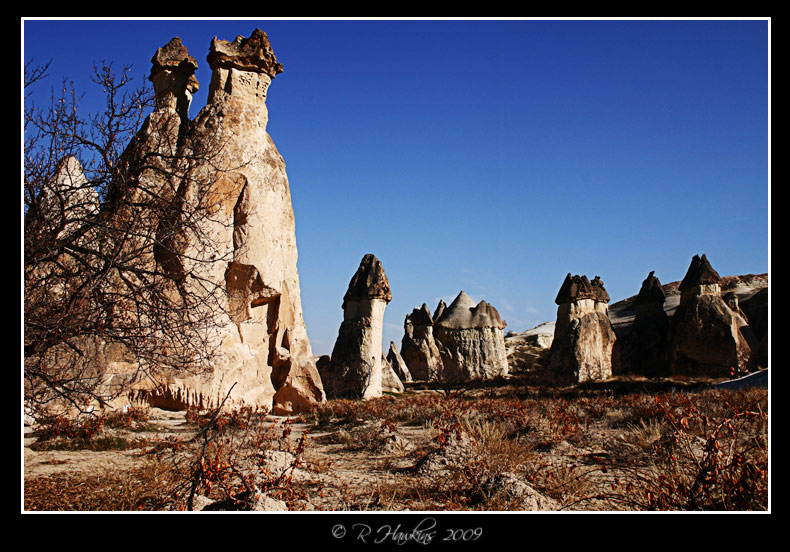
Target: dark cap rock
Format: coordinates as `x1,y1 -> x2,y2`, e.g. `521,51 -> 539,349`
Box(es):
408,304 -> 434,327
555,274 -> 610,304
150,37 -> 199,82
636,271 -> 665,304
342,254 -> 392,307
679,254 -> 721,291
207,28 -> 284,77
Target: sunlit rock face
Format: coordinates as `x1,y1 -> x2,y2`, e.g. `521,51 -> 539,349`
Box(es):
126,30 -> 324,414
386,341 -> 412,383
548,274 -> 616,384
321,254 -> 392,399
667,255 -> 757,378
433,291 -> 509,382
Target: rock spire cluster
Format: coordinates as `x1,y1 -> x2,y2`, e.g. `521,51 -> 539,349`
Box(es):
119,30 -> 325,413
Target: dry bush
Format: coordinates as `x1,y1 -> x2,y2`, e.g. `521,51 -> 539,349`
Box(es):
25,457 -> 180,511
147,393 -> 321,511
30,406 -> 154,451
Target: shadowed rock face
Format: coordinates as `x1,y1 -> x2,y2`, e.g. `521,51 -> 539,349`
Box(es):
549,275 -> 616,383
400,304 -> 443,381
632,271 -> 671,377
740,287 -> 767,344
668,255 -> 756,378
124,30 -> 325,414
433,291 -> 509,382
322,254 -> 392,399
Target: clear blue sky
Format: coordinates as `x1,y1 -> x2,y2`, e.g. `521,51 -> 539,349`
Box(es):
23,18 -> 770,355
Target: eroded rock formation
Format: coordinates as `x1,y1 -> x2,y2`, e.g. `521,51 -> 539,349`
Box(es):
433,291 -> 509,381
321,254 -> 392,399
632,271 -> 671,377
381,354 -> 405,393
400,304 -> 444,381
548,274 -> 616,383
122,30 -> 324,413
386,341 -> 412,383
667,255 -> 757,377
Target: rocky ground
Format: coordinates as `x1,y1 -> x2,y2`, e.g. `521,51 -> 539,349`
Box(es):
23,373 -> 768,512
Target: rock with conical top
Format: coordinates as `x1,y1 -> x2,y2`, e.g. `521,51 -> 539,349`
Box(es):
667,254 -> 757,377
433,299 -> 446,324
400,303 -> 443,381
321,254 -> 392,399
433,291 -> 509,382
632,271 -> 671,377
380,353 -> 405,393
386,341 -> 412,383
548,274 -> 616,383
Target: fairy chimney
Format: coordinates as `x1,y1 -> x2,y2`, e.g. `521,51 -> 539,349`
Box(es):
125,30 -> 325,413
322,254 -> 392,399
667,255 -> 757,377
548,274 -> 617,383
400,304 -> 443,381
632,271 -> 671,377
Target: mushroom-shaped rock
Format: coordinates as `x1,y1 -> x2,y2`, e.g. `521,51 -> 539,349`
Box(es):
548,274 -> 616,383
667,255 -> 756,377
207,28 -> 283,76
322,254 -> 392,399
149,37 -> 199,118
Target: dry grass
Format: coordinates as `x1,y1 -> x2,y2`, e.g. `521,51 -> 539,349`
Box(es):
24,380 -> 769,512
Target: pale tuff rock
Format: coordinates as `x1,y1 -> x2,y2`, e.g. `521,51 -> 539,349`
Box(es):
321,254 -> 392,399
667,255 -> 757,378
548,274 -> 616,383
433,291 -> 509,381
386,341 -> 412,383
381,354 -> 405,393
127,30 -> 324,413
400,304 -> 443,381
149,37 -> 199,119
632,271 -> 671,377
41,157 -> 99,240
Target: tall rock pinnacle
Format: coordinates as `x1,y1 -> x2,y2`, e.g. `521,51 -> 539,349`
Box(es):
123,30 -> 325,414
323,254 -> 393,399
